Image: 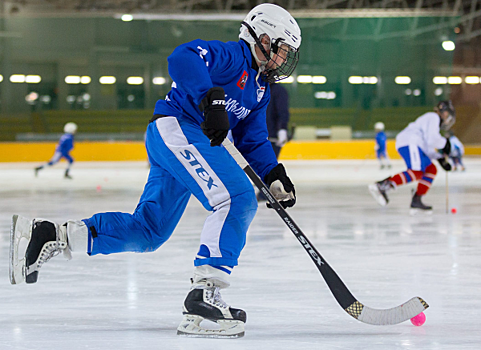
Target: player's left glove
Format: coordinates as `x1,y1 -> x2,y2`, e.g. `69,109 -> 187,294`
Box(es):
275,129 -> 288,147
199,87 -> 230,147
264,163 -> 296,209
441,137 -> 451,156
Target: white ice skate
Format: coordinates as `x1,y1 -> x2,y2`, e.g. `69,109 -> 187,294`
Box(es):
177,279 -> 246,338
368,178 -> 395,207
10,215 -> 70,285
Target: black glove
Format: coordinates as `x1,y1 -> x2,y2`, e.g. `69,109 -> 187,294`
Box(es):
438,158 -> 452,171
264,164 -> 296,209
441,137 -> 451,156
199,87 -> 230,147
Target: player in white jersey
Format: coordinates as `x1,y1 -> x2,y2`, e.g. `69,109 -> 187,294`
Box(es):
446,130 -> 466,171
369,101 -> 455,214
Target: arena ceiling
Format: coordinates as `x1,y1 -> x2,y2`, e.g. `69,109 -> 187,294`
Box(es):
1,0 -> 480,41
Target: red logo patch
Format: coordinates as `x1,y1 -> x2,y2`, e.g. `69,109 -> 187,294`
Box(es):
237,71 -> 249,90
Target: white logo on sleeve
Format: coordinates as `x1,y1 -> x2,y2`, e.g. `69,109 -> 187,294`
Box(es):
197,46 -> 209,67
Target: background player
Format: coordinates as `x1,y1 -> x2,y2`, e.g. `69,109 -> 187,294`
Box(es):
374,122 -> 391,169
267,82 -> 290,159
446,130 -> 466,171
34,122 -> 77,179
369,101 -> 455,214
257,82 -> 291,202
11,4 -> 300,339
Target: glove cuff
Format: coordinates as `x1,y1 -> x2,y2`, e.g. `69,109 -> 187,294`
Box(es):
199,87 -> 226,112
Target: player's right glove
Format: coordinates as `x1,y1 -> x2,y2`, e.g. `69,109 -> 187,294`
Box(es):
264,163 -> 296,209
199,87 -> 230,147
438,158 -> 452,171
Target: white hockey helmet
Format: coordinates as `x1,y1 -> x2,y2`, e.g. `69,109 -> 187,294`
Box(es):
239,3 -> 301,82
64,122 -> 78,134
374,122 -> 385,131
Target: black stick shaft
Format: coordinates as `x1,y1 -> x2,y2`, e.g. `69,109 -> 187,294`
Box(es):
243,161 -> 357,309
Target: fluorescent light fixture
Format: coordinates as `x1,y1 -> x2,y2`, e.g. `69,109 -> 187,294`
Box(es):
80,76 -> 91,84
413,89 -> 421,96
121,14 -> 133,22
363,76 -> 378,84
448,76 -> 462,84
99,76 -> 116,84
10,74 -> 26,83
312,76 -> 327,84
279,76 -> 294,84
434,88 -> 443,96
348,76 -> 363,84
442,41 -> 455,51
465,76 -> 480,84
395,76 -> 411,84
40,95 -> 51,103
152,77 -> 166,85
297,75 -> 313,83
433,76 -> 447,84
0,75 -> 3,83
314,91 -> 336,99
26,75 -> 41,83
127,76 -> 144,85
65,75 -> 81,84
25,92 -> 39,102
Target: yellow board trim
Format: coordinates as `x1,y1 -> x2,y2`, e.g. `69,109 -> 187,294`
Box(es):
0,141 -> 480,162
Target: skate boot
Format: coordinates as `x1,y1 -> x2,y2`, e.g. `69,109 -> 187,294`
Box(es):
368,177 -> 394,206
34,166 -> 42,177
410,194 -> 433,216
177,278 -> 246,338
64,169 -> 72,179
10,215 -> 71,284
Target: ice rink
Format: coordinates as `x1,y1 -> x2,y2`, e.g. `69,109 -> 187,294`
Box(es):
1,158 -> 480,350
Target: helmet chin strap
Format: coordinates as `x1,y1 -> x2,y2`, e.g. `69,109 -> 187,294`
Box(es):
250,42 -> 268,70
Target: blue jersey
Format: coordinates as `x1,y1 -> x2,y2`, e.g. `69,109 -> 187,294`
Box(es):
154,39 -> 276,181
56,133 -> 74,156
375,131 -> 387,153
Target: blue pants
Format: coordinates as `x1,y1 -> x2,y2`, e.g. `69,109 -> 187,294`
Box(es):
83,117 -> 257,269
48,151 -> 73,165
397,145 -> 432,172
376,149 -> 387,159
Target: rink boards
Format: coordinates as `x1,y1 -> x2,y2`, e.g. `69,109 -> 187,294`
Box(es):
0,140 -> 480,162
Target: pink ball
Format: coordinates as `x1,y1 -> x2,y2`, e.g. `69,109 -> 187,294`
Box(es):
410,312 -> 426,327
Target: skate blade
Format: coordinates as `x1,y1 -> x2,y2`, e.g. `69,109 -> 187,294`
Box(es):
10,215 -> 31,285
368,184 -> 387,206
177,314 -> 245,339
409,208 -> 433,216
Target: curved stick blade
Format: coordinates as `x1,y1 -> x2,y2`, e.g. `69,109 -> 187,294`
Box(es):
346,297 -> 429,325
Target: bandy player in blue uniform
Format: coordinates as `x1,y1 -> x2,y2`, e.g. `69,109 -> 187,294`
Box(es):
374,122 -> 391,169
10,4 -> 301,338
34,122 -> 77,179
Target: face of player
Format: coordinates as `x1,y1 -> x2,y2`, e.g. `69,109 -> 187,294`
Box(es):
255,34 -> 289,70
440,110 -> 451,121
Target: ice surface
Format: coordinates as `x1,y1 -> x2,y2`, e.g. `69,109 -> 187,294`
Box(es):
1,159 -> 480,349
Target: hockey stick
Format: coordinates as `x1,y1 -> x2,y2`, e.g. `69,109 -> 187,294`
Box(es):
222,139 -> 428,325
445,167 -> 449,214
